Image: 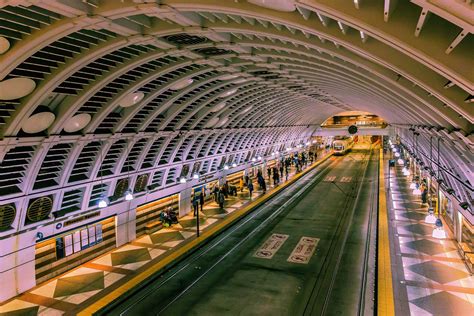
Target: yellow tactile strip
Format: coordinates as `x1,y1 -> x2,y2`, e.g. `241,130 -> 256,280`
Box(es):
377,149 -> 395,316
78,153 -> 334,315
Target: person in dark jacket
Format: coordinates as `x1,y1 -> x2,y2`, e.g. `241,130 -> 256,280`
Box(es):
199,191 -> 204,212
248,181 -> 254,199
218,190 -> 225,209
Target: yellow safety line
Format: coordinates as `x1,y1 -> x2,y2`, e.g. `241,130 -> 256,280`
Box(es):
377,148 -> 395,316
78,153 -> 333,315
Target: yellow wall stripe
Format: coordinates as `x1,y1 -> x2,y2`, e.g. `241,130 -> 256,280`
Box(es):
377,148 -> 395,316
78,153 -> 333,315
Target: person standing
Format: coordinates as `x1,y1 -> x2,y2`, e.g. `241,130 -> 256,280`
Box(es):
218,189 -> 225,209
279,164 -> 284,178
192,194 -> 199,217
199,191 -> 204,212
267,167 -> 271,180
239,177 -> 245,192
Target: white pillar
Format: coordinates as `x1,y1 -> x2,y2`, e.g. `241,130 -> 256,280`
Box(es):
115,207 -> 136,247
0,230 -> 37,301
179,187 -> 192,217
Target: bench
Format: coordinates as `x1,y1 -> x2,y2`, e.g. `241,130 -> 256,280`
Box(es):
145,221 -> 163,234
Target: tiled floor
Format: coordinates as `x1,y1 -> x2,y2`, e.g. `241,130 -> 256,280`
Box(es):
388,162 -> 474,316
0,155 -> 325,316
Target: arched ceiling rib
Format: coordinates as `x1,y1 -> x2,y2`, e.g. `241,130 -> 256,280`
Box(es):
0,0 -> 472,228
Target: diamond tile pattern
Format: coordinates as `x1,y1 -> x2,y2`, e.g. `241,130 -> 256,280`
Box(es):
408,260 -> 469,284
403,239 -> 456,256
410,291 -> 473,315
54,271 -> 104,298
111,248 -> 151,266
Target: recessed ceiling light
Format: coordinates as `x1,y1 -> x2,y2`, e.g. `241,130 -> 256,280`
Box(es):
170,78 -> 194,90
22,112 -> 55,134
64,113 -> 91,133
205,116 -> 220,128
0,77 -> 36,100
247,0 -> 296,12
119,92 -> 144,108
219,74 -> 239,80
219,88 -> 238,98
215,116 -> 229,128
211,102 -> 226,112
0,37 -> 10,54
233,78 -> 248,84
240,105 -> 253,115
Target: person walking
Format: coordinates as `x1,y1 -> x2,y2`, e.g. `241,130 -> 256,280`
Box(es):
279,164 -> 284,178
192,194 -> 199,217
248,181 -> 254,199
239,177 -> 245,192
218,189 -> 225,209
213,184 -> 219,202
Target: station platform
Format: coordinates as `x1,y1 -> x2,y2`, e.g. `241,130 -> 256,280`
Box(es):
386,158 -> 474,315
0,152 -> 331,315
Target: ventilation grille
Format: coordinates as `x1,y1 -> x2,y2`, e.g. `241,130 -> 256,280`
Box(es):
193,47 -> 232,56
163,33 -> 209,46
0,204 -> 16,232
33,143 -> 72,190
122,139 -> 147,172
98,140 -> 126,176
151,170 -> 164,189
141,137 -> 165,169
173,138 -> 192,163
113,178 -> 129,200
69,141 -> 100,183
159,137 -> 180,165
134,174 -> 149,193
89,183 -> 108,207
166,168 -> 177,185
59,188 -> 84,215
0,145 -> 36,196
26,196 -> 53,224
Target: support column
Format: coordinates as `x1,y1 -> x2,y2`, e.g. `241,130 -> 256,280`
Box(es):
0,230 -> 37,301
179,187 -> 192,217
115,207 -> 137,247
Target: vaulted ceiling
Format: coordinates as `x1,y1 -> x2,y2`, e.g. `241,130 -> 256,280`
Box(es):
0,0 -> 472,230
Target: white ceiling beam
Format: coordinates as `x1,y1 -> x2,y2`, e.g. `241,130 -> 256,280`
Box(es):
384,0 -> 398,22
414,8 -> 430,37
445,29 -> 468,54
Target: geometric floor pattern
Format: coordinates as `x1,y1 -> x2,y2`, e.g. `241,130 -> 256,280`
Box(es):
0,159 -> 309,315
388,164 -> 474,316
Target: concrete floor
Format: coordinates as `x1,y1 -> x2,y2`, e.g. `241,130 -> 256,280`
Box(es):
110,148 -> 378,316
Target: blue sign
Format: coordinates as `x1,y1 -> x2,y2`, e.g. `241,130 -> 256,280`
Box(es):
36,232 -> 44,240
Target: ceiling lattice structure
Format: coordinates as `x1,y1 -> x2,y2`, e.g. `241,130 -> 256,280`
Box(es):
0,0 -> 472,234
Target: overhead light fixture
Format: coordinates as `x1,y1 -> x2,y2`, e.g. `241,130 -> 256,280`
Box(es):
257,156 -> 262,161
119,92 -> 144,108
390,144 -> 395,149
124,189 -> 134,201
219,74 -> 239,80
98,196 -> 109,208
170,78 -> 193,90
395,152 -> 400,157
251,157 -> 257,162
223,164 -> 229,170
247,0 -> 296,12
432,219 -> 447,239
179,177 -> 187,184
193,173 -> 200,180
425,208 -> 437,224
232,162 -> 237,168
234,78 -> 248,84
219,88 -> 238,98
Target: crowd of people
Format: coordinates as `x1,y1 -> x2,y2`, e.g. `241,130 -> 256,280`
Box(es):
188,149 -> 320,214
